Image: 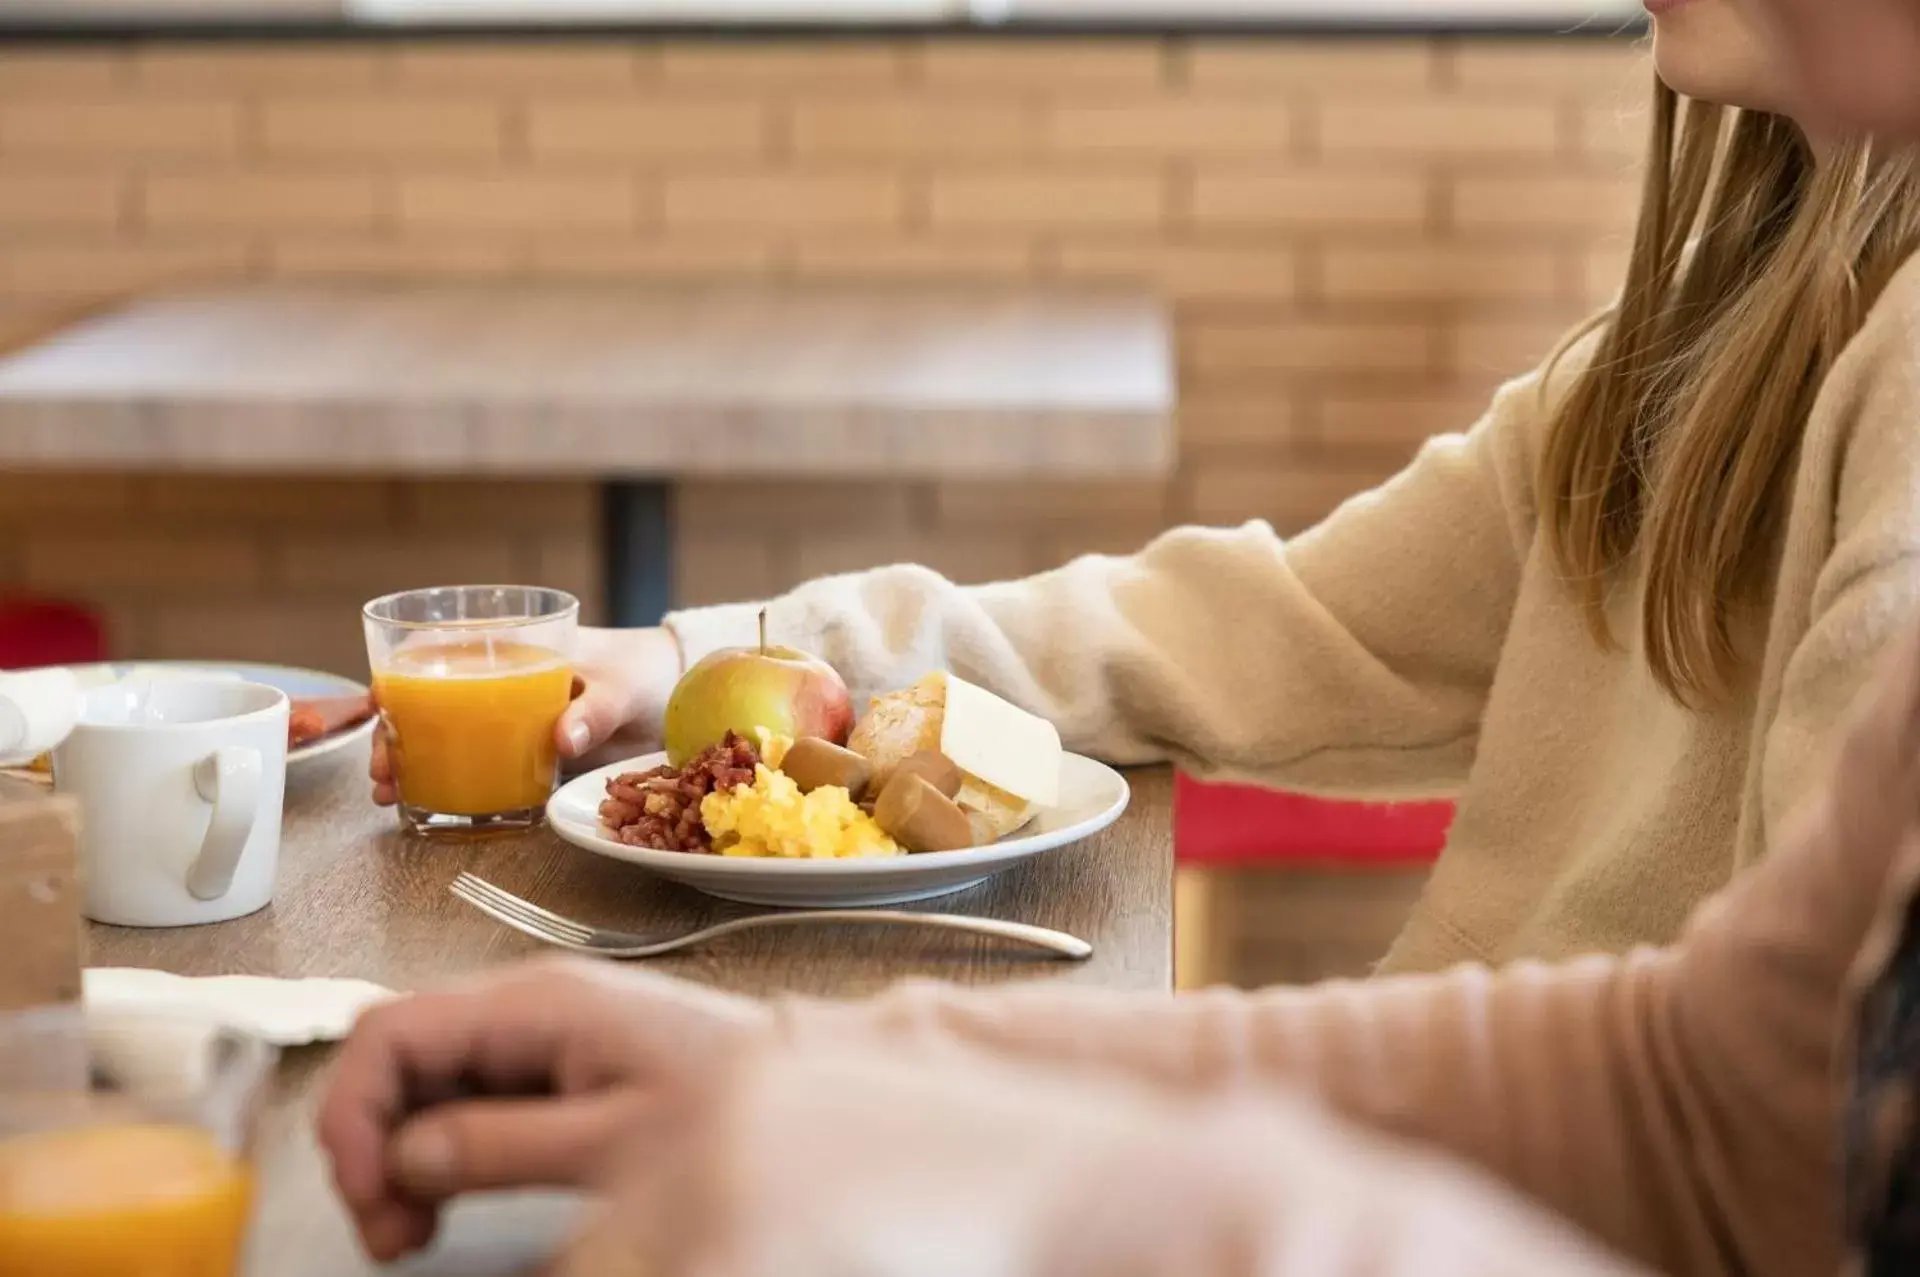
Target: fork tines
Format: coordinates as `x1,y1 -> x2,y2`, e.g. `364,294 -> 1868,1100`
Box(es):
450,873 -> 595,946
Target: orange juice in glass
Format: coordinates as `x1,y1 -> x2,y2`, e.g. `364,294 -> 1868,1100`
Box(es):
0,1007 -> 274,1277
364,586 -> 578,835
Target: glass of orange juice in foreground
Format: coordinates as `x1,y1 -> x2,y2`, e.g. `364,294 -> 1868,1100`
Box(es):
364,585 -> 579,835
0,1006 -> 275,1277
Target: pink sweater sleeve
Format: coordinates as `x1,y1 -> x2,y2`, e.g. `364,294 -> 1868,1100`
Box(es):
609,1041 -> 1653,1277
766,636 -> 1920,1277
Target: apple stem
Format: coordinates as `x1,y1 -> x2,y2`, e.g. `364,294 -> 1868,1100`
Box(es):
758,608 -> 768,656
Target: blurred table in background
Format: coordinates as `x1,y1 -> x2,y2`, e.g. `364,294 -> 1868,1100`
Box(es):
0,284 -> 1176,626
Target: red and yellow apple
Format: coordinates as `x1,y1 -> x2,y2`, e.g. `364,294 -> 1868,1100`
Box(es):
663,614 -> 854,766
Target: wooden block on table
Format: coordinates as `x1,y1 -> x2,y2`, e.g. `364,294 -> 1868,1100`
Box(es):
0,787 -> 84,1014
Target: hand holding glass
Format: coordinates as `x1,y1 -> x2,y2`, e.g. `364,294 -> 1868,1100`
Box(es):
363,586 -> 578,835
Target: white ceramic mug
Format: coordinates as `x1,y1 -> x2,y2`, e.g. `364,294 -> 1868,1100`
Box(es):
54,679 -> 290,928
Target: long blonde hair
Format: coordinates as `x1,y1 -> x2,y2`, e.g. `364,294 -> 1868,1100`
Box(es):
1540,81 -> 1920,705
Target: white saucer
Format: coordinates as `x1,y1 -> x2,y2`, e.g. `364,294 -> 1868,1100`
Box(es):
548,751 -> 1130,908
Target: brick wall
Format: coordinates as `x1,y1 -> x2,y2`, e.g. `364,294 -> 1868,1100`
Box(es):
0,35 -> 1648,676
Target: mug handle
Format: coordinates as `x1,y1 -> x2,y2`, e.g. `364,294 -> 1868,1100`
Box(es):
185,746 -> 262,902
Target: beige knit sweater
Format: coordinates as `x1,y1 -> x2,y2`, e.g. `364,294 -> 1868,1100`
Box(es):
666,255 -> 1920,973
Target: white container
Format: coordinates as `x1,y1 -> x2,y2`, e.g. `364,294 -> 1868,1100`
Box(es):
54,679 -> 290,928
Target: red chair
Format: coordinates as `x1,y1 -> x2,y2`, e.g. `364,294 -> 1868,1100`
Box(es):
1175,776 -> 1453,870
1174,776 -> 1453,986
0,596 -> 107,670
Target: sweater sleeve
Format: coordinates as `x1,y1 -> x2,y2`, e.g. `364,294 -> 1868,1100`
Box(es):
608,1042 -> 1650,1277
772,623 -> 1920,1277
1754,260 -> 1920,871
665,362 -> 1555,798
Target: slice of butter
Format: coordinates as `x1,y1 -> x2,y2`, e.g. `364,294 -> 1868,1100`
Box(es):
938,673 -> 1061,809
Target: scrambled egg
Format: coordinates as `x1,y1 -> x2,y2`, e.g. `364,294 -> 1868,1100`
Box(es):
752,728 -> 791,770
701,764 -> 901,860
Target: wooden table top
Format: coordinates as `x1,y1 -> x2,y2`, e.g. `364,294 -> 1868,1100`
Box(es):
86,743 -> 1174,1276
0,283 -> 1175,480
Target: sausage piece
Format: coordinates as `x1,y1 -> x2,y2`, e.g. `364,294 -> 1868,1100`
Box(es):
890,749 -> 964,800
780,737 -> 873,798
873,773 -> 977,854
288,693 -> 375,748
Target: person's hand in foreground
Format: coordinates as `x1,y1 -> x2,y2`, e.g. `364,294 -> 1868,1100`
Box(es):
369,626 -> 681,806
315,959 -> 768,1263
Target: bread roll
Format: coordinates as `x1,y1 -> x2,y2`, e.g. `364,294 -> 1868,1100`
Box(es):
847,674 -> 1035,840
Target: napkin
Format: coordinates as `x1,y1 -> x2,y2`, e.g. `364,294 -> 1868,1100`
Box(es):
83,969 -> 398,1048
0,667 -> 77,767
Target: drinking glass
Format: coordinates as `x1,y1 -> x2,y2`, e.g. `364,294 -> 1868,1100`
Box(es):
0,1004 -> 276,1277
363,585 -> 579,836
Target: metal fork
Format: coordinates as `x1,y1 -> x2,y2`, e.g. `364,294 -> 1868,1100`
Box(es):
449,873 -> 1094,961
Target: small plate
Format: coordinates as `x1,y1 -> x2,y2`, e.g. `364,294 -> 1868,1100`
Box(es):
64,661 -> 375,774
548,751 -> 1130,908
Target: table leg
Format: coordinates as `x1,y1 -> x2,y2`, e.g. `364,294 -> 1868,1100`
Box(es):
1174,865 -> 1231,991
602,480 -> 673,628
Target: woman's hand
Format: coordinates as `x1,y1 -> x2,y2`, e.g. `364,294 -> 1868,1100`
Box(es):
315,958 -> 768,1263
369,626 -> 683,806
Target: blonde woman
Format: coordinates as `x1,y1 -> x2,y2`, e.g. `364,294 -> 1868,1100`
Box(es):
380,0 -> 1920,975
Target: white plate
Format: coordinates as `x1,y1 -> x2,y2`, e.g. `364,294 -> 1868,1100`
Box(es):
63,661 -> 375,774
548,751 -> 1130,908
